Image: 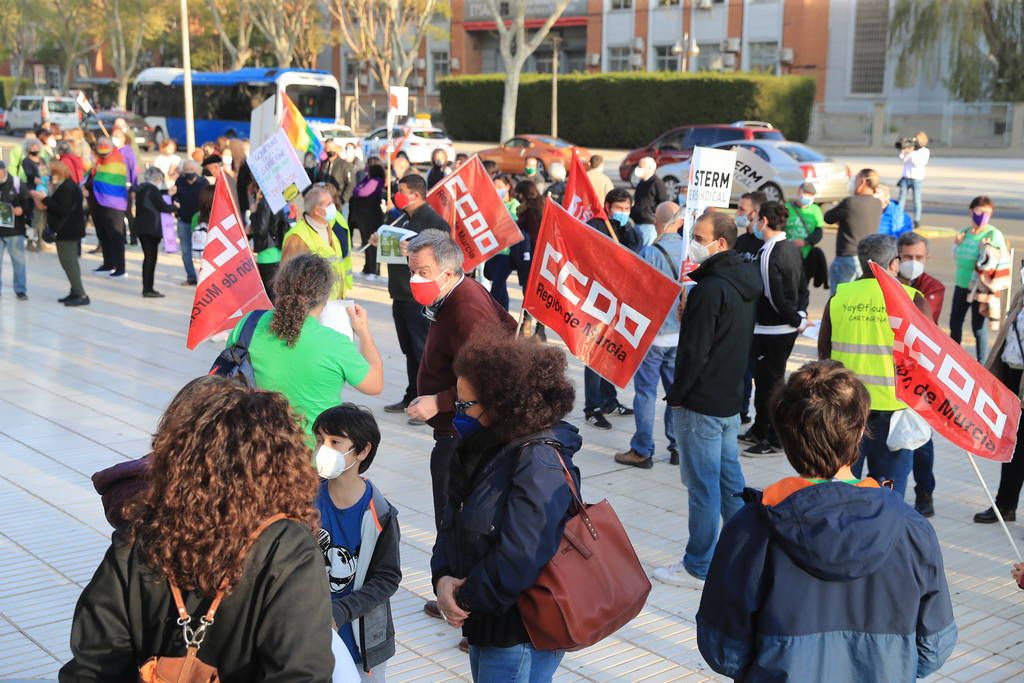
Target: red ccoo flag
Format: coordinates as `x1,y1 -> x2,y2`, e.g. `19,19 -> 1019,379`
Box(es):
524,199 -> 679,388
870,261 -> 1020,461
426,155 -> 523,271
186,171 -> 273,349
562,148 -> 607,223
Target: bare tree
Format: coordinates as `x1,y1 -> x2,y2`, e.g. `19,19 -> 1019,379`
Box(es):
251,0 -> 321,68
102,0 -> 168,108
485,0 -> 572,141
29,0 -> 104,91
205,0 -> 256,70
327,0 -> 447,93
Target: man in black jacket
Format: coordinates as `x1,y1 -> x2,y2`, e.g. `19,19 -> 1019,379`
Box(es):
630,156 -> 668,247
319,141 -> 357,205
655,212 -> 762,589
742,201 -> 810,456
0,161 -> 32,300
381,173 -> 451,418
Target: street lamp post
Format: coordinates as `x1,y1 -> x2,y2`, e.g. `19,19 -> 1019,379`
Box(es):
551,33 -> 561,138
179,0 -> 196,154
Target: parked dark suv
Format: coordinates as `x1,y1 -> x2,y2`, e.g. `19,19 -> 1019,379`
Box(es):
619,121 -> 785,181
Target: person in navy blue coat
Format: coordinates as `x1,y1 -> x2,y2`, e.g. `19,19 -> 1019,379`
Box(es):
697,360 -> 956,683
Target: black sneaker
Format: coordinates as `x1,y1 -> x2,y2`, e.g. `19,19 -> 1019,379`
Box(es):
974,506 -> 1015,524
586,412 -> 612,430
58,293 -> 74,303
64,295 -> 90,307
384,401 -> 409,413
608,403 -> 634,417
668,447 -> 679,465
15,292 -> 27,300
142,290 -> 165,298
743,440 -> 782,457
914,493 -> 935,518
108,270 -> 126,278
738,429 -> 759,446
94,265 -> 113,273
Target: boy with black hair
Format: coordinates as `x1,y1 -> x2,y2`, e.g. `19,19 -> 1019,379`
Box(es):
313,404 -> 401,682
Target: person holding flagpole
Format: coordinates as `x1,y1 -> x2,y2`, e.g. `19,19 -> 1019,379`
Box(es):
817,234 -> 930,498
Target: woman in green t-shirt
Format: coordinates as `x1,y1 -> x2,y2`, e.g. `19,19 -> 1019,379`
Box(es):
951,195 -> 1006,361
227,254 -> 384,438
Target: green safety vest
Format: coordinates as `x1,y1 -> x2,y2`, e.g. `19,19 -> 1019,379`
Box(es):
829,278 -> 918,411
283,216 -> 353,298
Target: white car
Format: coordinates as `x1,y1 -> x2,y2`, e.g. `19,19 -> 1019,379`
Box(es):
309,122 -> 363,158
362,124 -> 455,166
4,95 -> 80,133
656,139 -> 851,205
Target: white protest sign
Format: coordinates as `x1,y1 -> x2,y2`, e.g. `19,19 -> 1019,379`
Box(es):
377,224 -> 418,265
75,91 -> 94,115
732,146 -> 776,193
680,145 -> 737,282
249,95 -> 279,151
388,86 -> 409,118
248,129 -> 310,213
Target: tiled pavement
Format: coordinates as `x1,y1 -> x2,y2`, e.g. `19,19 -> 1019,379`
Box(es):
2,241 -> 1024,682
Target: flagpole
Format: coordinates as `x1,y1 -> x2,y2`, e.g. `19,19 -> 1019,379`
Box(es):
179,0 -> 196,155
967,450 -> 1023,561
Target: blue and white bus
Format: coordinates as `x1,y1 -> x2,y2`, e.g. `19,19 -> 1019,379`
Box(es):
131,67 -> 340,146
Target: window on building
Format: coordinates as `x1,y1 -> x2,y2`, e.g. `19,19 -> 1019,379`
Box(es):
654,45 -> 680,72
747,41 -> 778,73
850,0 -> 888,94
343,57 -> 358,93
607,46 -> 632,72
610,0 -> 632,10
658,0 -> 680,6
696,42 -> 722,72
431,51 -> 450,93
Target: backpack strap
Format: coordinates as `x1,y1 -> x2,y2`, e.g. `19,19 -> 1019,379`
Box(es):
515,439 -> 589,532
234,309 -> 269,352
168,513 -> 289,650
652,241 -> 680,281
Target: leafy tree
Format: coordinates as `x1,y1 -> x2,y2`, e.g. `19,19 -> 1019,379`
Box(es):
891,0 -> 1024,101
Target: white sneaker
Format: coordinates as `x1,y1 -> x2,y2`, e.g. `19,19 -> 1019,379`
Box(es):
652,562 -> 705,590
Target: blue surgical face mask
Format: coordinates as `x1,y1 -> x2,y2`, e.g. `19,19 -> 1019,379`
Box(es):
798,195 -> 814,207
611,211 -> 629,226
735,214 -> 749,230
453,413 -> 483,439
753,224 -> 764,240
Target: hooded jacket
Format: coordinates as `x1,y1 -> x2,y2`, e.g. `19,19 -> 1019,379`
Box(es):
696,478 -> 957,683
431,422 -> 582,648
667,249 -> 762,416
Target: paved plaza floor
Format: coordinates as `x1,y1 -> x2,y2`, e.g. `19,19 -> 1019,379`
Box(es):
2,241 -> 1024,681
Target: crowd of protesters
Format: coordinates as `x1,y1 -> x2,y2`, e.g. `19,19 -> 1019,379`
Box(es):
36,126 -> 1024,681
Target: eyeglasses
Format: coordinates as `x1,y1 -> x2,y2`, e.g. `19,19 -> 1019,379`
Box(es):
455,400 -> 478,414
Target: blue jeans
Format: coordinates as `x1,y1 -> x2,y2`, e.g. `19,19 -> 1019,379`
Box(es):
672,407 -> 745,579
898,177 -> 923,223
829,255 -> 861,296
468,643 -> 564,683
0,235 -> 27,295
630,345 -> 677,457
949,285 -> 989,362
177,219 -> 197,282
913,437 -> 935,497
853,411 -> 913,499
584,367 -> 618,415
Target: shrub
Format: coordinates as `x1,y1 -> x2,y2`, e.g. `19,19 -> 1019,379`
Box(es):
439,72 -> 816,146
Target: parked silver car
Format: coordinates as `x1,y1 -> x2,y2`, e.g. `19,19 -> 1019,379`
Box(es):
656,139 -> 851,205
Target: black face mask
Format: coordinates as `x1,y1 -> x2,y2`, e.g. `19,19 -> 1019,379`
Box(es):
327,151 -> 337,158
184,172 -> 198,181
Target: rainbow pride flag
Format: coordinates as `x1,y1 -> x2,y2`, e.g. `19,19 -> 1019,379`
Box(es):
280,93 -> 324,162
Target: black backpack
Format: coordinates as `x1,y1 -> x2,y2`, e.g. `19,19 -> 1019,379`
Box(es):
208,310 -> 268,385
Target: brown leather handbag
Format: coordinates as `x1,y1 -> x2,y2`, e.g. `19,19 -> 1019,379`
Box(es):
517,449 -> 651,651
138,514 -> 289,682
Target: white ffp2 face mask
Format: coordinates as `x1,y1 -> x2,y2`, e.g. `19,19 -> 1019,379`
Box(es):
315,445 -> 356,479
688,239 -> 711,265
899,259 -> 925,281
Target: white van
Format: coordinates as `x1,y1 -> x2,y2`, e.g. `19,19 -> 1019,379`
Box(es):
4,96 -> 79,132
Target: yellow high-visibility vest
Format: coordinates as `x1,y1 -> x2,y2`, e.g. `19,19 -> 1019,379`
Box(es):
829,278 -> 918,411
283,217 -> 353,298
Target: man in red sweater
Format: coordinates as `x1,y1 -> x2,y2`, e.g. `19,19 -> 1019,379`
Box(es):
897,231 -> 945,518
404,231 -> 517,620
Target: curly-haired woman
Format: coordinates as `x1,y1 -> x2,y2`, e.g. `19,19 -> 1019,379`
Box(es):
60,376 -> 337,681
226,253 -> 384,438
431,332 -> 581,682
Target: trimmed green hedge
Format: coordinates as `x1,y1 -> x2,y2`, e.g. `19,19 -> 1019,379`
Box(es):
439,72 -> 816,146
0,78 -> 30,110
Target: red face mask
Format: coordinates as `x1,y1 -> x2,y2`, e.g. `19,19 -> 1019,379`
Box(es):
410,273 -> 443,306
393,191 -> 410,211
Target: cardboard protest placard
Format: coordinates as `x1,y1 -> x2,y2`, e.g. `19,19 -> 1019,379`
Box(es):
679,145 -> 737,282
248,129 -> 310,213
249,95 -> 278,150
0,203 -> 14,229
377,225 -> 418,265
523,199 -> 679,388
426,156 -> 523,271
732,146 -> 776,193
871,261 -> 1021,461
186,172 -> 272,349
